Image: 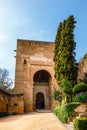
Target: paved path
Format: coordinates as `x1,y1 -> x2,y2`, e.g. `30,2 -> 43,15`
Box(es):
0,112 -> 70,130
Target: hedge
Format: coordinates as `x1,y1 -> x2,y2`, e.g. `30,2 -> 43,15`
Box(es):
73,82 -> 87,93
54,102 -> 80,123
73,117 -> 87,130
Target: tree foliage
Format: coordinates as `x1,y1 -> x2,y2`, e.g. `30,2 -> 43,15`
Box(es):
73,82 -> 87,93
54,15 -> 77,84
58,79 -> 73,95
0,68 -> 13,91
58,79 -> 73,103
52,88 -> 62,101
74,92 -> 87,103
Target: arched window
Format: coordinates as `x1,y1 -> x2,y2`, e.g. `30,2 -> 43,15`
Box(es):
33,70 -> 50,83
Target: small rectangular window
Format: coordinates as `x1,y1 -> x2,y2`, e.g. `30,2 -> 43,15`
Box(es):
14,103 -> 17,106
24,59 -> 26,64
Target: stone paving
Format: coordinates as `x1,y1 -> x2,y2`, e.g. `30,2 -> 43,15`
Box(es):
0,112 -> 73,130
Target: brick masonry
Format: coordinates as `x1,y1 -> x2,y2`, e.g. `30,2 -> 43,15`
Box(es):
77,53 -> 87,82
14,39 -> 58,112
0,89 -> 24,114
0,39 -> 87,114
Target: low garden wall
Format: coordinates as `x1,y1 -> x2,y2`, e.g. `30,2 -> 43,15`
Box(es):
0,88 -> 24,116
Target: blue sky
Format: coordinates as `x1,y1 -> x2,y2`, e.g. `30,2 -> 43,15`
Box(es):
0,0 -> 87,85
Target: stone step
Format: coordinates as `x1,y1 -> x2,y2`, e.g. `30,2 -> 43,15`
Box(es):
35,109 -> 52,113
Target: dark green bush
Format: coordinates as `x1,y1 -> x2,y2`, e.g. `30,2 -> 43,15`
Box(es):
73,117 -> 87,130
74,93 -> 87,103
54,103 -> 80,123
73,82 -> 87,93
0,112 -> 8,117
52,88 -> 60,100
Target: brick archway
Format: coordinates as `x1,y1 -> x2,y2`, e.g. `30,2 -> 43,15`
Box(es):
33,70 -> 51,110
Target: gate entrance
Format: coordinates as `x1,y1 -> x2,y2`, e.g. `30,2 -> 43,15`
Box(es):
36,92 -> 45,109
33,70 -> 51,110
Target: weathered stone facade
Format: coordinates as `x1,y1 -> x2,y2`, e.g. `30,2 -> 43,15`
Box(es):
0,89 -> 24,115
14,39 -> 58,112
77,53 -> 87,82
1,39 -> 87,115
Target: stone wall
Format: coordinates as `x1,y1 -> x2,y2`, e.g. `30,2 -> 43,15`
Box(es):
74,103 -> 87,113
8,94 -> 24,115
0,89 -> 9,113
0,89 -> 24,115
77,53 -> 87,82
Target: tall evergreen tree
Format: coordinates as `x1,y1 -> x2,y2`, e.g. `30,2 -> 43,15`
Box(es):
54,15 -> 77,84
54,22 -> 62,80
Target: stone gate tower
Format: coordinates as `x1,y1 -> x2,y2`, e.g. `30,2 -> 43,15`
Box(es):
14,39 -> 58,112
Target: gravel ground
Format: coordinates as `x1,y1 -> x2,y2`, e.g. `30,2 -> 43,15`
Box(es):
0,112 -> 70,130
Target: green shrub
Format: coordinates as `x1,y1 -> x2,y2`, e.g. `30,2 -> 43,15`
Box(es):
74,93 -> 87,103
0,112 -> 8,117
73,117 -> 87,130
73,82 -> 87,93
54,103 -> 80,123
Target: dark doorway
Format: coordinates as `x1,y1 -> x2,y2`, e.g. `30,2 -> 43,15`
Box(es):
36,92 -> 45,109
6,104 -> 8,112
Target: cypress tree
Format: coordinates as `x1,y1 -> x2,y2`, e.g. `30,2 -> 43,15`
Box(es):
54,15 -> 77,84
54,22 -> 62,80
